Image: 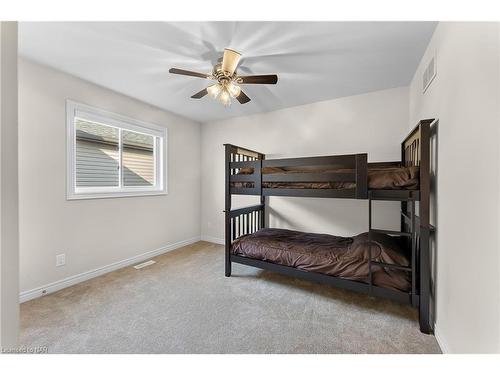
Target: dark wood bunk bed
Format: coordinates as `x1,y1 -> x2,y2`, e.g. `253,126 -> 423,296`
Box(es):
224,119 -> 435,334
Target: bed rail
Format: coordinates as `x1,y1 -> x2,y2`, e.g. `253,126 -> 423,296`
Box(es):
262,153 -> 368,199
225,143 -> 368,199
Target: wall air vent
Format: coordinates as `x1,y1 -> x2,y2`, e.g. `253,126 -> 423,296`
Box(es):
422,55 -> 436,93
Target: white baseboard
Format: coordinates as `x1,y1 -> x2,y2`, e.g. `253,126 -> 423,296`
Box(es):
19,236 -> 201,303
434,324 -> 450,353
200,235 -> 224,245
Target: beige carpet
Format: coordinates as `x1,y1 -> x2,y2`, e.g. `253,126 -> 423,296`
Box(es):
20,241 -> 441,354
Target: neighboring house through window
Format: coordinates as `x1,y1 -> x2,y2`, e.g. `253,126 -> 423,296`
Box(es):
66,100 -> 167,199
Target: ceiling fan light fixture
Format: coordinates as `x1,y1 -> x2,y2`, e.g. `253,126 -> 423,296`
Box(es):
219,89 -> 231,106
207,83 -> 222,98
169,46 -> 278,106
227,82 -> 241,98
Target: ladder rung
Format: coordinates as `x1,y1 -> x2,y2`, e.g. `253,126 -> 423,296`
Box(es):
371,261 -> 411,272
370,229 -> 411,237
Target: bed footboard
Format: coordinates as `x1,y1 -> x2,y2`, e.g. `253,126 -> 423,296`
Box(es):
224,204 -> 264,276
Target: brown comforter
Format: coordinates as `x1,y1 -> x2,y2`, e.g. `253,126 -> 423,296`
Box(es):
231,228 -> 410,291
232,166 -> 419,190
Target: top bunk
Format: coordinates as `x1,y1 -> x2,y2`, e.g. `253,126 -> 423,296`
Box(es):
225,119 -> 433,201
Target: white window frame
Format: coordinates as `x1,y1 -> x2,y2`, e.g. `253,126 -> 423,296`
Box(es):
66,100 -> 167,200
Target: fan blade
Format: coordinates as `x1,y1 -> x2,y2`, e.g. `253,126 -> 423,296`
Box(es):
221,48 -> 241,75
238,75 -> 278,84
191,88 -> 208,99
235,90 -> 251,104
169,68 -> 209,79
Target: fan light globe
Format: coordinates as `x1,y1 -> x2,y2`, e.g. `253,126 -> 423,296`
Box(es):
207,84 -> 222,98
227,82 -> 241,98
219,89 -> 231,106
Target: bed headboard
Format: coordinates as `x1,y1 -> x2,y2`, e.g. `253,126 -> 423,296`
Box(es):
224,144 -> 265,162
402,128 -> 421,167
401,119 -> 434,227
402,119 -> 433,167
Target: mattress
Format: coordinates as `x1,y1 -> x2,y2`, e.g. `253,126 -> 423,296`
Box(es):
231,228 -> 411,291
232,165 -> 420,190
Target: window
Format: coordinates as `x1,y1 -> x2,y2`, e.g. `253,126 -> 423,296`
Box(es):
66,101 -> 167,199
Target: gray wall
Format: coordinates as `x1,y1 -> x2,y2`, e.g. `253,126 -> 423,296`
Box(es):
0,21 -> 19,349
409,22 -> 500,353
19,59 -> 202,295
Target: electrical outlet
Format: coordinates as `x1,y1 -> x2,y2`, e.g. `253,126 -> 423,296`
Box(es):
56,254 -> 66,267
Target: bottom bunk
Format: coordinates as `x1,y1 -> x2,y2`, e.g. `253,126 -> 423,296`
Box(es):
229,228 -> 414,304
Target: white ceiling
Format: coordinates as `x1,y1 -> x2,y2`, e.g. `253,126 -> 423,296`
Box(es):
19,22 -> 436,123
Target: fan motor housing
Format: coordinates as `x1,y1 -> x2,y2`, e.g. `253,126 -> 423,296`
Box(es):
213,63 -> 236,83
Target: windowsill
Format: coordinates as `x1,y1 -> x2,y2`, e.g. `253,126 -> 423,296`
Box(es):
67,190 -> 168,200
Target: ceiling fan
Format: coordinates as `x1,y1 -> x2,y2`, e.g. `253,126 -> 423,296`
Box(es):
169,48 -> 278,106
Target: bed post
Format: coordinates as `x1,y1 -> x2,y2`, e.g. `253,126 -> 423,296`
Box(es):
401,119 -> 434,334
418,120 -> 432,334
260,154 -> 266,229
224,144 -> 232,277
355,153 -> 368,199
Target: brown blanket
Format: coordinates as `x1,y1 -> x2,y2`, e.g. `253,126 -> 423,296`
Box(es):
233,166 -> 419,190
231,228 -> 410,291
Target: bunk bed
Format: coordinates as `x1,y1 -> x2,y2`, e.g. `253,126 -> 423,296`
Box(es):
224,119 -> 435,334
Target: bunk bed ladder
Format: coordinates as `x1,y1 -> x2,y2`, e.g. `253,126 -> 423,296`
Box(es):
367,193 -> 415,302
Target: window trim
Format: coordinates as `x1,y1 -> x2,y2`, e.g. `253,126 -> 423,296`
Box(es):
66,100 -> 167,200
